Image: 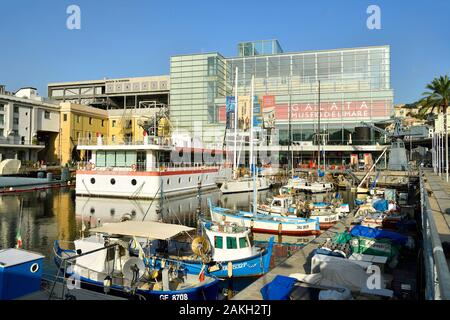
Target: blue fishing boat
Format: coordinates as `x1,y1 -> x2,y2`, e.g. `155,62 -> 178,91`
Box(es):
53,221 -> 219,301
209,199 -> 320,236
147,219 -> 274,278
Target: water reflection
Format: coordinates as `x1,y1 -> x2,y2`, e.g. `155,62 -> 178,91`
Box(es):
0,186 -> 356,293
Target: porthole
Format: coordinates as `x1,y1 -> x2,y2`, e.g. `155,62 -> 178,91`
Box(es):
90,178 -> 95,184
110,178 -> 116,185
131,179 -> 137,186
131,210 -> 136,216
90,207 -> 95,214
179,177 -> 182,184
110,208 -> 115,215
189,177 -> 191,183
167,179 -> 170,185
30,263 -> 39,273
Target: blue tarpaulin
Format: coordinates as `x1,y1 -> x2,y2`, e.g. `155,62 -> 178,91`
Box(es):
372,199 -> 389,212
318,170 -> 325,177
350,225 -> 408,246
260,275 -> 297,300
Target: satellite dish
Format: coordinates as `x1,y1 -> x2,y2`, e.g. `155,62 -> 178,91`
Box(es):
191,236 -> 210,256
122,257 -> 145,281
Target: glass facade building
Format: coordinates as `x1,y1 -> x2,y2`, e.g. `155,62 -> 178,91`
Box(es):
169,41 -> 394,147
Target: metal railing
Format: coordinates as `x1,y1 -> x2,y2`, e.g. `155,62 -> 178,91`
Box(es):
76,161 -> 220,172
419,168 -> 450,300
77,136 -> 172,147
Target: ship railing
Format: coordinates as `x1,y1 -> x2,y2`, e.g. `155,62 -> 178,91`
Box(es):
419,167 -> 450,300
76,161 -> 220,172
76,136 -> 172,147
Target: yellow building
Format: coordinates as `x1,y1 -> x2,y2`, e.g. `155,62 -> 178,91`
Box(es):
56,102 -> 108,165
107,108 -> 162,144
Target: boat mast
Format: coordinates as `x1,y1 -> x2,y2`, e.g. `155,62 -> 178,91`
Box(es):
250,74 -> 257,216
317,80 -> 321,170
250,74 -> 255,180
233,67 -> 239,180
288,76 -> 293,178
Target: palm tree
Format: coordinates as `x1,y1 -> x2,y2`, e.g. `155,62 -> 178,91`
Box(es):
420,75 -> 450,180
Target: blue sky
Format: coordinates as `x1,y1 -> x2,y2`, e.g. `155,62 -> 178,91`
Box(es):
0,0 -> 449,103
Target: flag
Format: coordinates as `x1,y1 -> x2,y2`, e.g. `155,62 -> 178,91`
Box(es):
16,232 -> 23,249
199,265 -> 206,282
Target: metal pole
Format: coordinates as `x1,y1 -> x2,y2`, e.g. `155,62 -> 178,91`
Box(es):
288,77 -> 293,178
250,75 -> 254,178
233,67 -> 239,179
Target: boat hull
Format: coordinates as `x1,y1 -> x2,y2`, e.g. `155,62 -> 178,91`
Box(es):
220,177 -> 270,194
210,207 -> 320,236
150,240 -> 273,278
75,168 -> 219,199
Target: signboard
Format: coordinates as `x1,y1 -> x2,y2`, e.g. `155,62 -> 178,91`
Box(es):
237,96 -> 251,131
218,99 -> 392,123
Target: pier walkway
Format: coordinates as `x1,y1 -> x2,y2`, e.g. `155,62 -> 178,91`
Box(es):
423,170 -> 450,263
232,215 -> 352,300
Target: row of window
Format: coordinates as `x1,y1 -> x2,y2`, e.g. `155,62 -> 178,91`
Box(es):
214,235 -> 248,249
88,175 -> 209,187
63,113 -> 105,126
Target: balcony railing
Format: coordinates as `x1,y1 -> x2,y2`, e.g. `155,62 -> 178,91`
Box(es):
77,136 -> 172,147
0,136 -> 45,146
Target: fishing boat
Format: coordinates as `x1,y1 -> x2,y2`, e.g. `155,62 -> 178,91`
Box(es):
149,219 -> 274,278
257,195 -> 347,230
209,199 -> 320,236
53,221 -> 219,300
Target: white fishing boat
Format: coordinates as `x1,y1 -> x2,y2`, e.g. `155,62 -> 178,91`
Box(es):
75,133 -> 223,199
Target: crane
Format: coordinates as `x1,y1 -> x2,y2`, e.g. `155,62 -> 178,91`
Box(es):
359,118 -> 423,171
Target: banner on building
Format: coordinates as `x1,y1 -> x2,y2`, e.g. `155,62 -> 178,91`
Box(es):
238,96 -> 251,131
262,95 -> 276,129
226,96 -> 236,129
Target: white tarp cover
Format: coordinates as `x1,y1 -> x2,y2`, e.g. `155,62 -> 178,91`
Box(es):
290,259 -> 386,292
90,221 -> 195,240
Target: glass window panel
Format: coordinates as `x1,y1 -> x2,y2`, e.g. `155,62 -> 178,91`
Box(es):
239,237 -> 248,248
214,236 -> 223,249
125,151 -> 137,167
106,151 -> 116,167
226,237 -> 237,249
96,151 -> 106,167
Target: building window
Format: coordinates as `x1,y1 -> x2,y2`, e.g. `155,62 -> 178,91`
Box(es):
0,104 -> 4,111
63,114 -> 67,121
14,106 -> 19,113
13,118 -> 19,125
101,120 -> 104,127
0,114 -> 4,125
111,135 -> 116,142
112,120 -> 116,127
0,129 -> 3,136
77,115 -> 80,123
89,117 -> 93,125
44,111 -> 50,119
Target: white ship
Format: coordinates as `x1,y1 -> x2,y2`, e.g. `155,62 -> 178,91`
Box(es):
75,134 -> 224,199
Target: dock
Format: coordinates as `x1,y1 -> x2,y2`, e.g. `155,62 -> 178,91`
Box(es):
232,214 -> 353,300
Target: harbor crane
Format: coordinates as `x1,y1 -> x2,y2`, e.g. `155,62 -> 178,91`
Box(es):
360,118 -> 423,171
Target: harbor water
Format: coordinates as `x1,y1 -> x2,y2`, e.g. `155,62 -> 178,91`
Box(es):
0,186 -> 356,297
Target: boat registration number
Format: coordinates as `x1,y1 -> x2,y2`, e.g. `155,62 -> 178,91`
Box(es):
160,293 -> 189,300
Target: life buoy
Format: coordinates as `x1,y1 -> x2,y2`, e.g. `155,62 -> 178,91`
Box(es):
86,163 -> 92,170
91,163 -> 96,170
131,164 -> 137,171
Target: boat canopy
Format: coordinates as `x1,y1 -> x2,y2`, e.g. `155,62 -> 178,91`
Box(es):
90,221 -> 195,240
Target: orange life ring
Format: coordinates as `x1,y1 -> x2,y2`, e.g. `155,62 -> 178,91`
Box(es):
131,164 -> 137,171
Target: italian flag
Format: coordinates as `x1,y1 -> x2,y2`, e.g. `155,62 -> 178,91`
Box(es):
15,232 -> 22,249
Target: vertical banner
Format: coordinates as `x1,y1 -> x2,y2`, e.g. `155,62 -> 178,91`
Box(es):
253,96 -> 263,128
262,95 -> 276,129
226,96 -> 236,129
238,96 -> 251,131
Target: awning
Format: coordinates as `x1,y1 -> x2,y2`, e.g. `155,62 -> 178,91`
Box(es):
89,221 -> 195,240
